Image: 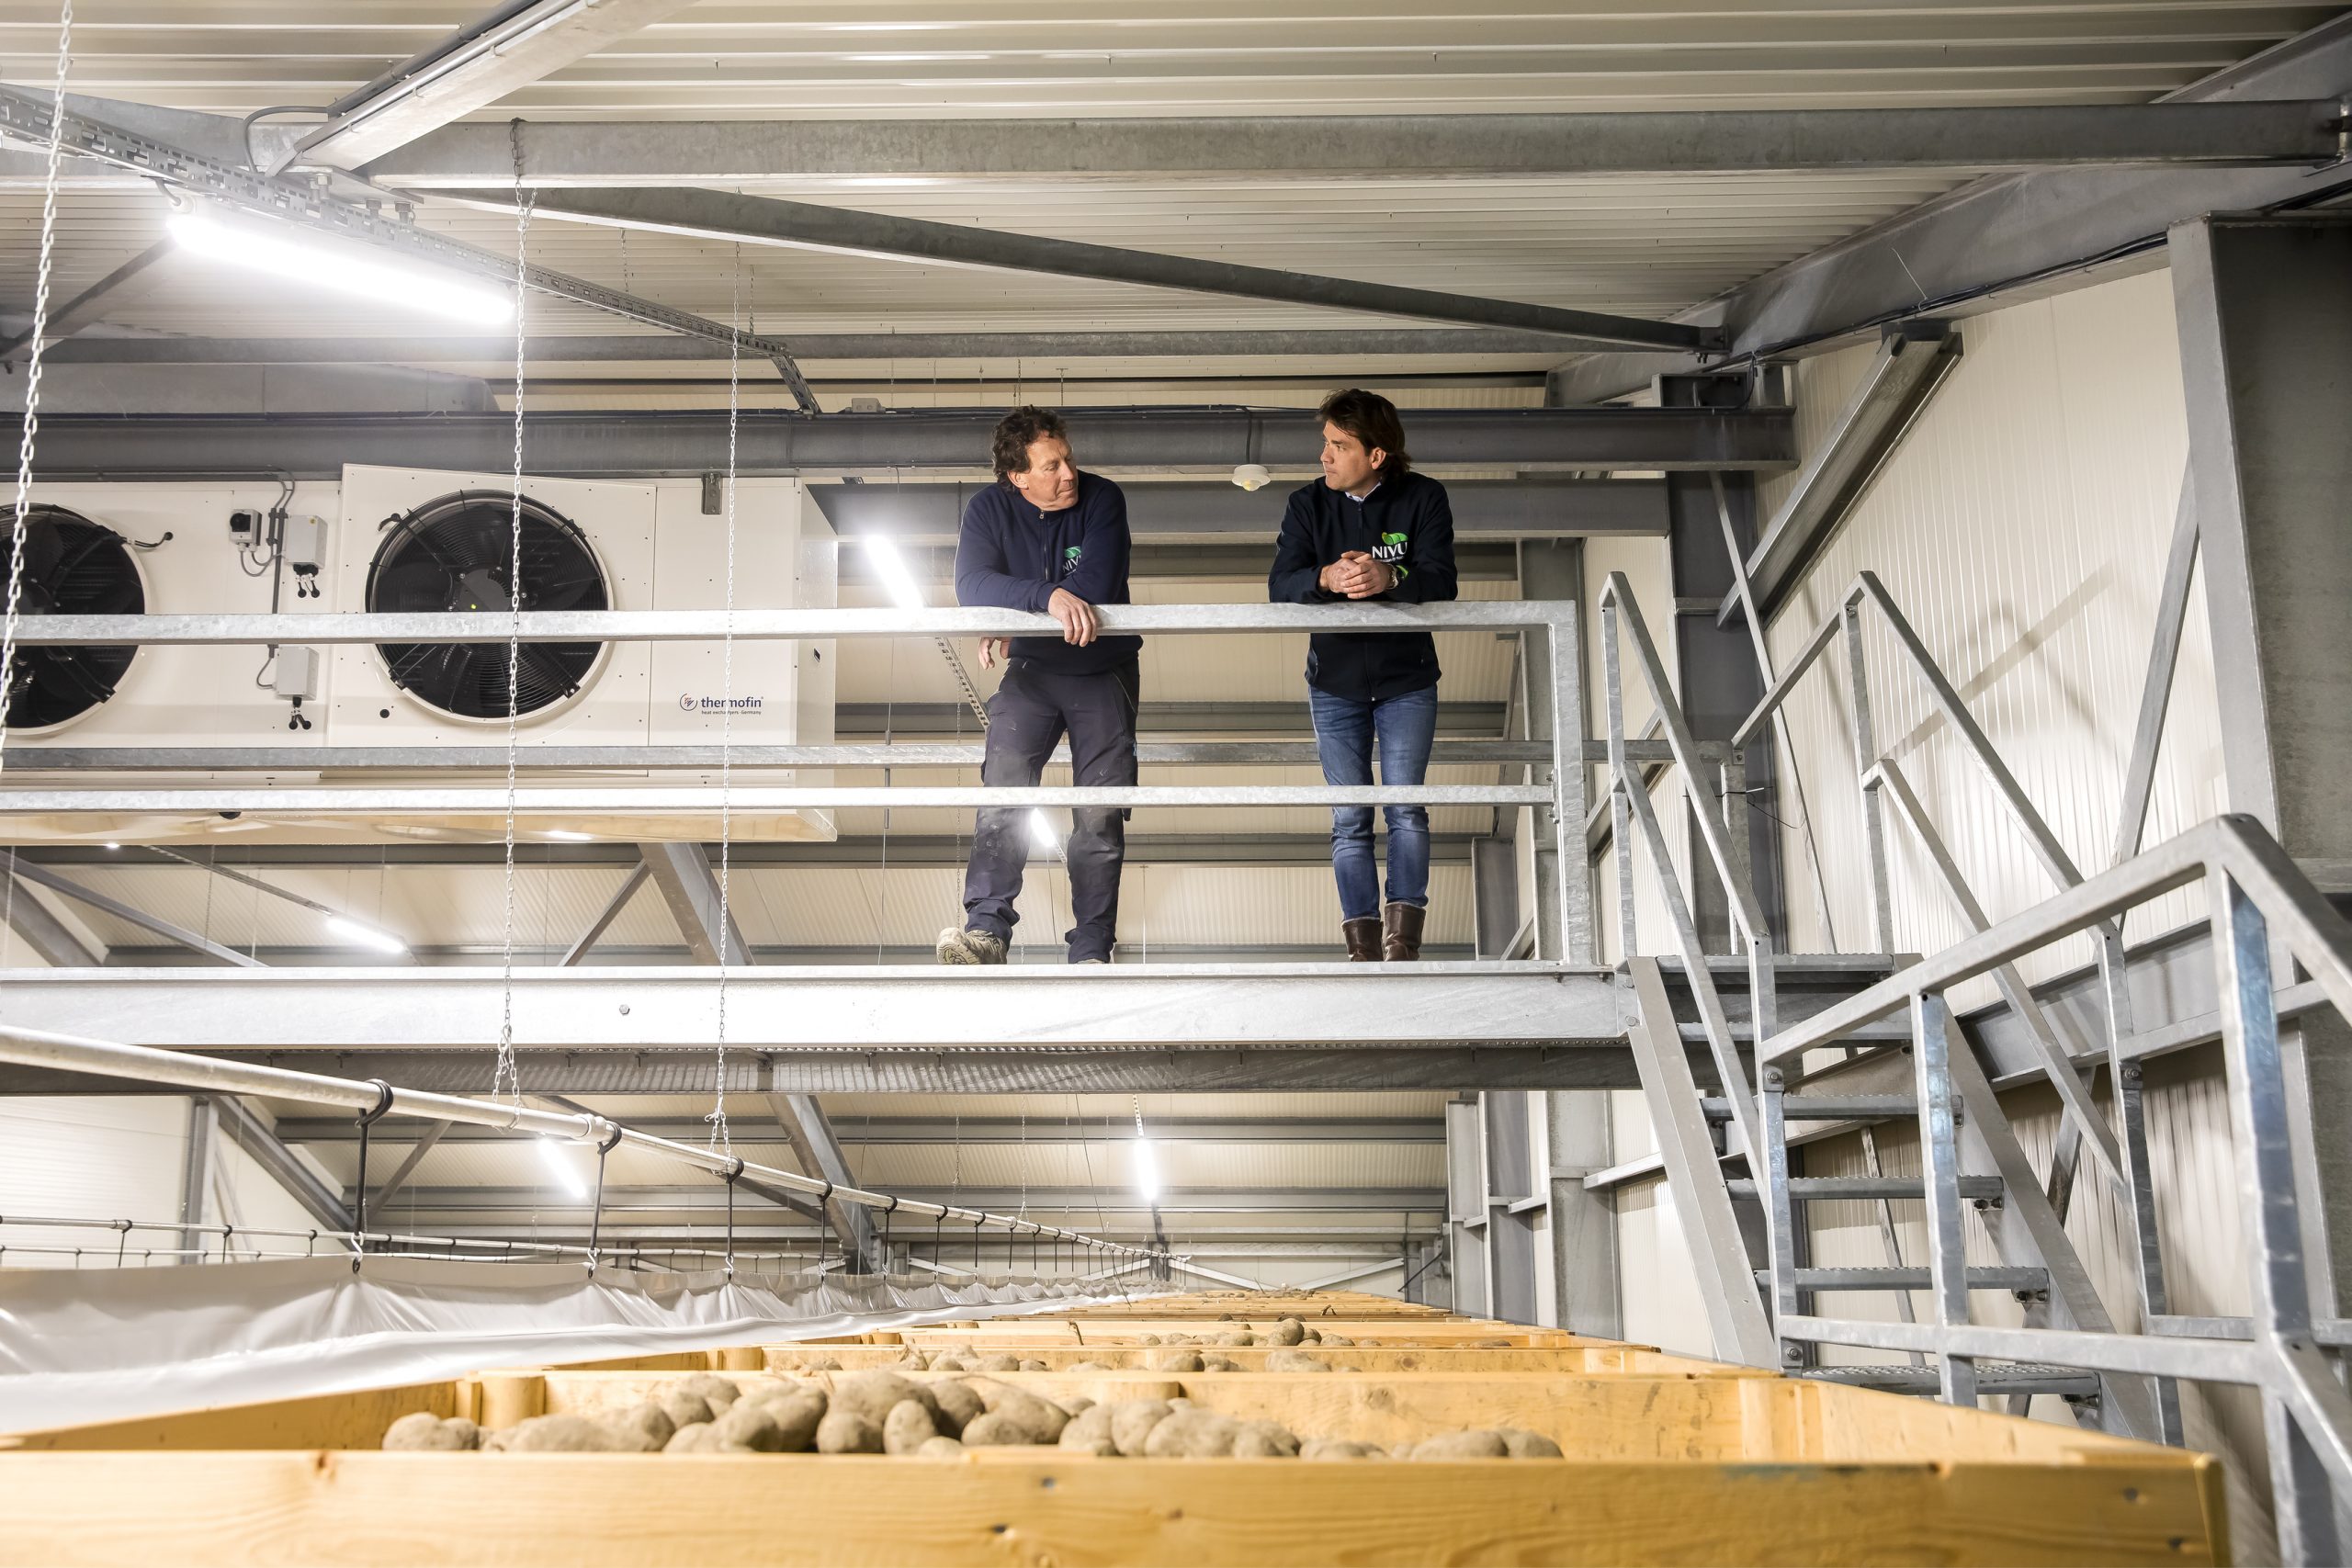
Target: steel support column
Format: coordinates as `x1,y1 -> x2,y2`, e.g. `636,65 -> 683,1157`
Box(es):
1544,1088 -> 1621,1336
2173,211 -> 2352,1313
1444,1097 -> 1489,1317
1521,538 -> 1588,961
177,1096 -> 215,1264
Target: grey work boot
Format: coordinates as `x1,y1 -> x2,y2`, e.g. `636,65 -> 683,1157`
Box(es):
935,926 -> 1009,965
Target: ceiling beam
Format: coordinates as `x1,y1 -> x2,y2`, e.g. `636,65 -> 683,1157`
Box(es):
2,853 -> 262,968
810,478 -> 1666,541
295,1 -> 707,171
561,861 -> 649,965
40,329 -> 1582,366
0,241 -> 175,364
1549,13 -> 2352,401
364,1185 -> 1444,1215
1,880 -> 103,968
361,104 -> 2350,186
0,1043 -> 1661,1094
275,1115 -> 1446,1145
210,1093 -> 355,1234
512,186 -> 1719,354
636,843 -> 748,968
18,405 -> 1793,479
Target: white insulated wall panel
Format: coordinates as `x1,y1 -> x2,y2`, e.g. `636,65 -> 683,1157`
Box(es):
1759,268 -> 2222,980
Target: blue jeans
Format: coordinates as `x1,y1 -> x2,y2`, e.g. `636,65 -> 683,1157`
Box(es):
1309,684 -> 1438,923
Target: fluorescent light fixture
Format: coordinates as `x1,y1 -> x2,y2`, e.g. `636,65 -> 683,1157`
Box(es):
543,829 -> 594,841
324,914 -> 408,954
1132,1137 -> 1160,1203
860,536 -> 927,611
1028,808 -> 1060,853
537,1137 -> 588,1199
168,209 -> 513,325
837,175 -> 945,188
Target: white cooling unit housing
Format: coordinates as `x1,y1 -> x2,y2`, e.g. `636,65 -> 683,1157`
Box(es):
10,465 -> 838,846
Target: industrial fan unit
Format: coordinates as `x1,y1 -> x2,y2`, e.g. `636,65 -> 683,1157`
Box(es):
0,503 -> 146,733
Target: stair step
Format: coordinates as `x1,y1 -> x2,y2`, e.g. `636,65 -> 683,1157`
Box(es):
1794,1362 -> 2099,1398
1703,1095 -> 1919,1122
1759,1265 -> 2049,1292
1726,1176 -> 2002,1202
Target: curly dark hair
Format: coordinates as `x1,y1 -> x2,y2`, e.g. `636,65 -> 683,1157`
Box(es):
1317,388 -> 1410,479
990,405 -> 1071,480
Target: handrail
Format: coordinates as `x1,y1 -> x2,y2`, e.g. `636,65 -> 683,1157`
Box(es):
0,1023 -> 1149,1260
7,600 -> 1576,647
1758,813 -> 2352,1538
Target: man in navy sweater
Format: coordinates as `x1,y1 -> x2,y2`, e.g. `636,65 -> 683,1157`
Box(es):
937,406 -> 1142,965
1268,389 -> 1458,961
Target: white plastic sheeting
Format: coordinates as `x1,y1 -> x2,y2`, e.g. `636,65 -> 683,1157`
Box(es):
0,1255 -> 1164,1434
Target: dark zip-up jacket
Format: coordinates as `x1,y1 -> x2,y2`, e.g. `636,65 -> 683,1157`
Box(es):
1267,469 -> 1458,702
955,469 -> 1141,676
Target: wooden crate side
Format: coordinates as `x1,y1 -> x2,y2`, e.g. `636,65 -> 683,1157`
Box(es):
1792,1379 -> 2202,1464
759,1345 -> 1740,1376
5,1382 -> 460,1452
0,1450 -> 2222,1566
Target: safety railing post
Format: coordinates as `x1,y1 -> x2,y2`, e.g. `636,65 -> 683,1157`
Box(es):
1547,604 -> 1591,964
1840,592 -> 1897,953
1600,598 -> 1639,959
1910,990 -> 1978,1407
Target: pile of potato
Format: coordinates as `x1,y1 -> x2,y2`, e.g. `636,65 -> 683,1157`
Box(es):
381,1364 -> 1562,1462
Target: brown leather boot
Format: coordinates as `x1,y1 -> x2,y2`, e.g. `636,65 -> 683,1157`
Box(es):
1382,902 -> 1426,962
1342,917 -> 1383,962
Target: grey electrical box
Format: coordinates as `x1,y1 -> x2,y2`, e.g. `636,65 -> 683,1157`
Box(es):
270,645 -> 321,702
282,515 -> 324,571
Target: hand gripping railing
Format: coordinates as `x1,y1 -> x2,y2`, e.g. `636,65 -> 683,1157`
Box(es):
1759,815 -> 2352,1565
0,1023 -> 1153,1279
1,600 -> 1593,960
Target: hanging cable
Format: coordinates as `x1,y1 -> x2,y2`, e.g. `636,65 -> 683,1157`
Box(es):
0,0 -> 74,789
492,119 -> 534,1108
707,245 -> 743,1163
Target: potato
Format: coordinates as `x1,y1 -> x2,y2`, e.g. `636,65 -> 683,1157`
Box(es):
967,1382 -> 1071,1442
1066,1359 -> 1111,1373
882,1399 -> 938,1454
1142,1409 -> 1241,1458
664,1423 -> 718,1454
1062,1395 -> 1095,1416
1019,1359 -> 1049,1371
1201,1355 -> 1244,1372
1500,1427 -> 1564,1459
900,1351 -> 932,1371
709,1402 -> 787,1453
1321,1334 -> 1354,1348
1214,1331 -> 1256,1347
1262,1348 -> 1329,1373
605,1401 -> 677,1452
503,1415 -> 629,1453
981,1353 -> 1023,1372
1136,1334 -> 1161,1346
382,1412 -> 477,1451
1406,1429 -> 1510,1461
657,1391 -> 715,1429
1300,1327 -> 1322,1344
674,1372 -> 741,1412
816,1410 -> 885,1454
1057,1403 -> 1118,1455
1301,1438 -> 1387,1461
1149,1348 -> 1204,1372
1230,1420 -> 1300,1460
915,1436 -> 967,1460
759,1391 -> 827,1452
833,1370 -> 936,1427
808,1357 -> 843,1371
929,1379 -> 984,1437
1266,1317 -> 1307,1347
1104,1397 -> 1173,1455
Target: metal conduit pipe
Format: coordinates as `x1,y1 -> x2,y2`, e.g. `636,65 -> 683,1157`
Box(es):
0,1024 -> 1147,1258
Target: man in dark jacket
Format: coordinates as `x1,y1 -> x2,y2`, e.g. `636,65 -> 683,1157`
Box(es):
1268,389 -> 1458,961
938,406 -> 1142,965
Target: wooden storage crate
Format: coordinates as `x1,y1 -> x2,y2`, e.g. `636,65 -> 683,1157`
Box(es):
0,1300 -> 2227,1566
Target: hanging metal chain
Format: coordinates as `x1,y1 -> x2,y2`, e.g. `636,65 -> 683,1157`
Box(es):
707,246 -> 743,1161
492,118 -> 534,1107
0,0 -> 74,787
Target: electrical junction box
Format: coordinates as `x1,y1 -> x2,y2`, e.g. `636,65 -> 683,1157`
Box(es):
281,515 -> 323,572
269,645 -> 321,702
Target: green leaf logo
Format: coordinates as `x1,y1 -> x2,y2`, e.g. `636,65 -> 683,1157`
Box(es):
1381,532 -> 1408,547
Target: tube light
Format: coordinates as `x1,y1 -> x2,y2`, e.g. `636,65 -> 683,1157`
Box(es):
859,536 -> 926,611
167,209 -> 513,325
324,914 -> 408,954
537,1137 -> 588,1199
1132,1137 -> 1160,1202
543,829 -> 594,841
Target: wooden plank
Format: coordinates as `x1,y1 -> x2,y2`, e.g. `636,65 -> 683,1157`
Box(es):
3,1382 -> 459,1452
0,1450 -> 2226,1566
758,1344 -> 1758,1378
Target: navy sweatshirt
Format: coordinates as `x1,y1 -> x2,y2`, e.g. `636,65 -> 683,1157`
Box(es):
1267,469 -> 1458,702
954,469 -> 1142,676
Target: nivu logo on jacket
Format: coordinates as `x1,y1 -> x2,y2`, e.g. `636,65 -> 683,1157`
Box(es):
1373,530 -> 1408,564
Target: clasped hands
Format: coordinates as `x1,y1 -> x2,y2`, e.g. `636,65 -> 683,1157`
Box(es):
1319,550 -> 1397,600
